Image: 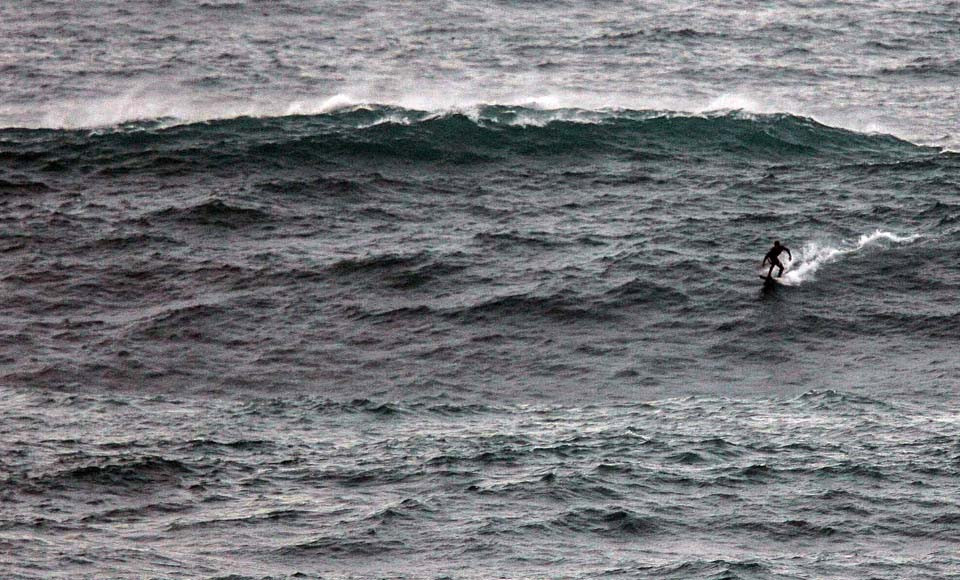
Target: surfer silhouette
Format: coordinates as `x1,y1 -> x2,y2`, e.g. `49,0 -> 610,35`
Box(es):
762,240 -> 792,278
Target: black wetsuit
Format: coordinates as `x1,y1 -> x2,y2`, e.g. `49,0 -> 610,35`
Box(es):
764,244 -> 791,277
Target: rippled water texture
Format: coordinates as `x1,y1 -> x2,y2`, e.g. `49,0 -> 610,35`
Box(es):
1,1 -> 959,578
2,389 -> 959,579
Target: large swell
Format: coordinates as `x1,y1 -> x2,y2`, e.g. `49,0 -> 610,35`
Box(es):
1,107 -> 956,398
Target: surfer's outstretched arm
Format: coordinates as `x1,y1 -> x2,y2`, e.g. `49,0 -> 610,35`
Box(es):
785,248 -> 792,260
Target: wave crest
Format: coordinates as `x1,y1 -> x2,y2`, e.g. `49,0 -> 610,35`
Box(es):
0,106 -> 928,177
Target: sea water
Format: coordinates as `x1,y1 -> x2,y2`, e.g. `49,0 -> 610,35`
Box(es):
1,1 -> 958,578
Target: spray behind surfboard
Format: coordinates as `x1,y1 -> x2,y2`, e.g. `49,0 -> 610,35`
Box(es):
776,230 -> 920,286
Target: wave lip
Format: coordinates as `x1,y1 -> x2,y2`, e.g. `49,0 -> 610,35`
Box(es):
0,88 -> 939,150
1,105 -> 929,175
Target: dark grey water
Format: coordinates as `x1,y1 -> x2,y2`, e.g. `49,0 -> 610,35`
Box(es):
3,389 -> 959,579
1,1 -> 958,578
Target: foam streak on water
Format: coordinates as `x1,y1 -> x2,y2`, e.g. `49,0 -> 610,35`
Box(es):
779,230 -> 922,285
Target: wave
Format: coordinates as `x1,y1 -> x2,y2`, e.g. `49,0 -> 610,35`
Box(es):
0,88 -> 932,146
774,229 -> 921,285
552,506 -> 661,536
880,57 -> 960,78
789,389 -> 892,410
0,106 -> 931,179
0,178 -> 53,194
651,559 -> 775,579
150,199 -> 272,228
728,518 -> 841,539
276,535 -> 405,557
233,396 -> 499,418
22,456 -> 195,491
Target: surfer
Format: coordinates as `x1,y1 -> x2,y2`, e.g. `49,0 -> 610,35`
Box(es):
762,240 -> 792,278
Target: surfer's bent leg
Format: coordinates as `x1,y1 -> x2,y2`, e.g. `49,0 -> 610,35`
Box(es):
766,258 -> 778,278
769,258 -> 782,278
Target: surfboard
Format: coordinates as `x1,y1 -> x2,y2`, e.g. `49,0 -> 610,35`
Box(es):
759,275 -> 784,284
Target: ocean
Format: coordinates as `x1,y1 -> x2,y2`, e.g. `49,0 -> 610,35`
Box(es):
1,1 -> 958,578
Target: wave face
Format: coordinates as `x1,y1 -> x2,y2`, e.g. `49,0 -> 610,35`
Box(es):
0,107 -> 928,176
0,105 -> 957,397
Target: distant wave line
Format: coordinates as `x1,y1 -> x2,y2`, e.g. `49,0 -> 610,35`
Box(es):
0,90 -> 932,149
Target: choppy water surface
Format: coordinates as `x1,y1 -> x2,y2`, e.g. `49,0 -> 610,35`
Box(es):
3,389 -> 959,579
1,1 -> 958,578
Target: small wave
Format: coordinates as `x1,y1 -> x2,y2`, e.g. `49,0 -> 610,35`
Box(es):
232,396 -> 408,418
257,175 -> 361,197
931,513 -> 960,524
813,461 -> 887,480
918,201 -> 960,227
81,502 -> 191,524
131,301 -> 227,341
328,252 -> 425,275
665,451 -> 708,465
874,311 -> 960,339
452,293 -> 607,323
179,438 -> 273,452
150,199 -> 271,228
88,233 -> 180,253
553,506 -> 660,536
603,278 -> 689,306
775,229 -> 920,285
34,456 -> 194,490
198,1 -> 246,9
879,57 -> 960,78
328,251 -> 466,292
652,559 -> 772,579
791,389 -> 891,410
276,536 -> 405,557
166,509 -> 313,532
0,178 -> 53,194
473,231 -> 563,249
420,402 -> 496,416
730,518 -> 841,539
365,498 -> 427,523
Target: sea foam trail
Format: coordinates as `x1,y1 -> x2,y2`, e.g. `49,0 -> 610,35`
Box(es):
777,230 -> 920,285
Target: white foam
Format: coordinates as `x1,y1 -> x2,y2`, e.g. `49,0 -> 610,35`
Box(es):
0,82 -> 934,149
701,93 -> 767,114
775,229 -> 920,285
17,87 -> 367,130
282,94 -> 360,117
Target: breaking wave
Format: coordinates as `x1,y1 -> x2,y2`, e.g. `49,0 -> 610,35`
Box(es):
0,106 -> 930,180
